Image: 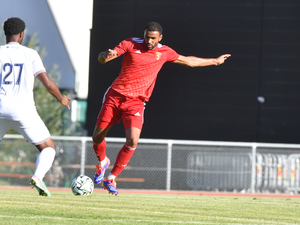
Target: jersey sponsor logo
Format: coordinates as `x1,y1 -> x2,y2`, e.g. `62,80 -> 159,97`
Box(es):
156,52 -> 162,60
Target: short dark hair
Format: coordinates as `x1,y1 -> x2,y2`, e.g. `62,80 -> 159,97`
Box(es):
4,17 -> 26,36
144,22 -> 163,35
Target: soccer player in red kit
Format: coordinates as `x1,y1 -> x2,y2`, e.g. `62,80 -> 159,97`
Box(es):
93,22 -> 231,195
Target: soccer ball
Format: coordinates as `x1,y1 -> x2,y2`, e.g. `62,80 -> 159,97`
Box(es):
71,175 -> 94,196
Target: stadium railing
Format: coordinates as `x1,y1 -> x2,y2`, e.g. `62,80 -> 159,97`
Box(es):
1,134 -> 300,194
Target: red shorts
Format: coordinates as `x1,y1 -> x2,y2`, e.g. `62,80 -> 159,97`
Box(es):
96,88 -> 145,130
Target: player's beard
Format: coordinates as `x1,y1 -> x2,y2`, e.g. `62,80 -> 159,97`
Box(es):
147,42 -> 158,50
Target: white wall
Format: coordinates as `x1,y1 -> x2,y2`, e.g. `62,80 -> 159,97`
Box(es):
47,0 -> 93,99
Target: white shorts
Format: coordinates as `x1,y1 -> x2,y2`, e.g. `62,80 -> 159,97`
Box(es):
0,111 -> 51,145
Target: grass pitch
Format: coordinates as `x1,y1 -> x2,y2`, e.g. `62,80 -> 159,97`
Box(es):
0,189 -> 299,224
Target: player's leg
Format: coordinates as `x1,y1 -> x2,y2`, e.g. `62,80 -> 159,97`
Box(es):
30,139 -> 56,197
103,127 -> 141,195
93,125 -> 110,160
93,125 -> 111,184
112,98 -> 145,175
15,112 -> 54,197
34,140 -> 56,181
103,98 -> 144,195
93,88 -> 123,184
110,126 -> 141,177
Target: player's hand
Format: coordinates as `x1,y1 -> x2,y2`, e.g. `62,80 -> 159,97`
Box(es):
216,54 -> 231,65
61,95 -> 71,109
105,49 -> 117,58
98,49 -> 118,64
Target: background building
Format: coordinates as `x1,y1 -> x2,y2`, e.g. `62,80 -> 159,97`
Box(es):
0,0 -> 93,133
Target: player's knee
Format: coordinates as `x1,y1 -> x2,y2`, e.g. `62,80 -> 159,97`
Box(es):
92,134 -> 105,144
126,138 -> 139,148
36,139 -> 55,152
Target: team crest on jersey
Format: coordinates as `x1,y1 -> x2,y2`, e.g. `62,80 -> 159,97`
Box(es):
155,52 -> 162,60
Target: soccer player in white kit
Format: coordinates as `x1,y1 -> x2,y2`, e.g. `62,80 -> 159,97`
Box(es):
0,17 -> 71,196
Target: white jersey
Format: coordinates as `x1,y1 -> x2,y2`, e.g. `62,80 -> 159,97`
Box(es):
0,42 -> 46,120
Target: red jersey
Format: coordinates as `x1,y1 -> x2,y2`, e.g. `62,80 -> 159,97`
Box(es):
111,37 -> 179,101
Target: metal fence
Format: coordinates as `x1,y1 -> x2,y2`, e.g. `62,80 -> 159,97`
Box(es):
1,134 -> 300,194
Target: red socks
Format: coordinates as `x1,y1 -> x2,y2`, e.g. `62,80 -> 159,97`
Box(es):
93,139 -> 107,162
111,144 -> 136,177
94,140 -> 136,177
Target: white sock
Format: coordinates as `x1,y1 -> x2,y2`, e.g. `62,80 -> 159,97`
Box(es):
34,147 -> 55,180
100,156 -> 107,166
107,173 -> 116,180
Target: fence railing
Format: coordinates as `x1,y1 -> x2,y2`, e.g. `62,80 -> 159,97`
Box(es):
1,134 -> 300,194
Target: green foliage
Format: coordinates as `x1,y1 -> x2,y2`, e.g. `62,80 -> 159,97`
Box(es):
33,64 -> 65,136
27,32 -> 67,135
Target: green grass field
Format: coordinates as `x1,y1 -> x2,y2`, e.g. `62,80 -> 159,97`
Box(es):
0,189 -> 299,225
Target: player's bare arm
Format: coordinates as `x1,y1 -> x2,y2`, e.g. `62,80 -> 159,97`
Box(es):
98,49 -> 118,64
172,54 -> 231,67
36,72 -> 71,109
